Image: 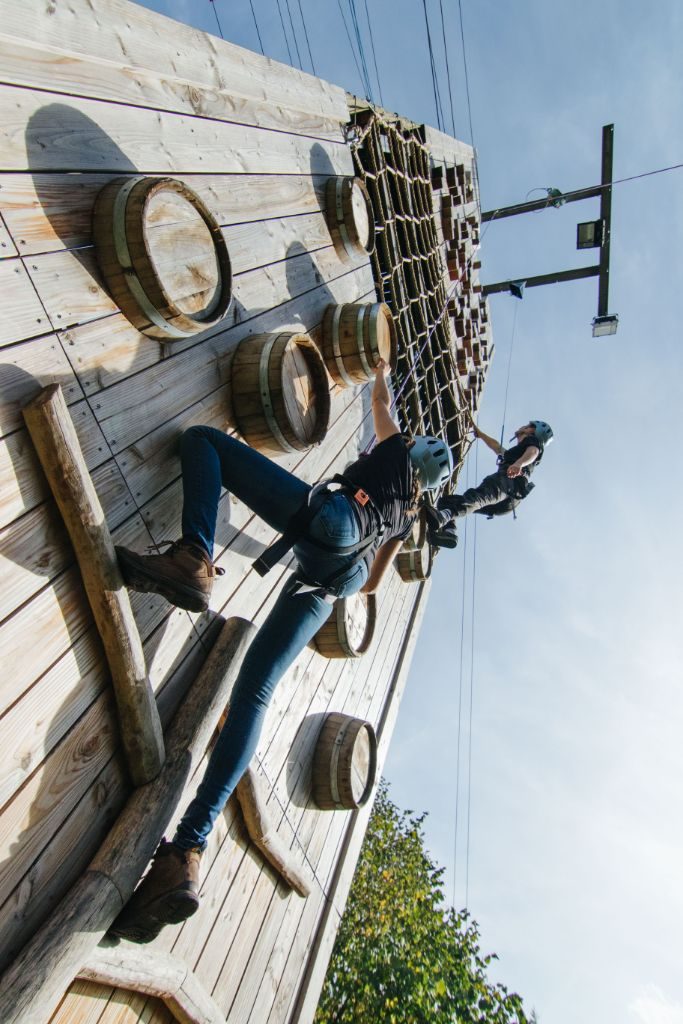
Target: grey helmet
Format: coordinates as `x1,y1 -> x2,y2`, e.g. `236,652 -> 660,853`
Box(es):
530,420 -> 553,446
408,435 -> 454,491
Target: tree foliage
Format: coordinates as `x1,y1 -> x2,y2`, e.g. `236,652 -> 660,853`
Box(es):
315,781 -> 530,1024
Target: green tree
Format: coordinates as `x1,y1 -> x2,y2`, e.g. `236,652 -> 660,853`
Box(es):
315,781 -> 530,1024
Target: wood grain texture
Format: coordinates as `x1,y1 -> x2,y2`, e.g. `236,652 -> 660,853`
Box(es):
0,617 -> 256,1024
0,85 -> 352,176
0,34 -> 346,145
0,258 -> 49,345
0,173 -> 329,256
0,0 -> 348,122
78,945 -> 227,1024
23,384 -> 165,786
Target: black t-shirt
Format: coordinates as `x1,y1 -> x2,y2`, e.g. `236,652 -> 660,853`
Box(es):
343,434 -> 415,544
498,435 -> 542,478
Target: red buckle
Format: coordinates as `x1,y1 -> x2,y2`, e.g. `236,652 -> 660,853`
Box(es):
354,488 -> 370,506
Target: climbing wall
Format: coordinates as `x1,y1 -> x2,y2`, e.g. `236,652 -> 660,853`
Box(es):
0,2 -> 487,1022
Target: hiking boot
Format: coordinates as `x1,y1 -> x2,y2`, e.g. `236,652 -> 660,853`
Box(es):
109,839 -> 202,944
116,540 -> 224,613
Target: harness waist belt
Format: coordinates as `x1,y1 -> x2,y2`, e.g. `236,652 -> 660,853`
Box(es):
252,475 -> 383,580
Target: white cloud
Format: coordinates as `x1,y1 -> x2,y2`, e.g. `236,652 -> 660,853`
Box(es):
629,987 -> 683,1024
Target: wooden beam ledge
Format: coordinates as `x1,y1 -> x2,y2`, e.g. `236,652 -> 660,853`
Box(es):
236,765 -> 314,898
78,944 -> 227,1024
0,615 -> 256,1024
22,382 -> 164,786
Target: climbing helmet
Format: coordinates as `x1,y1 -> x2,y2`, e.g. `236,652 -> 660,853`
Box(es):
529,420 -> 554,445
408,435 -> 454,491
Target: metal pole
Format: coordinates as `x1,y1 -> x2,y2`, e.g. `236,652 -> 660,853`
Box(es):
483,265 -> 601,296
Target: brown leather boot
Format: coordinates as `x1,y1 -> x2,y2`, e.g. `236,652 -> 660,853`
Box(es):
109,839 -> 202,944
116,540 -> 224,613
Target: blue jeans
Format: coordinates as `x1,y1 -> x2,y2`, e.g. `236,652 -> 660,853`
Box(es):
174,426 -> 368,850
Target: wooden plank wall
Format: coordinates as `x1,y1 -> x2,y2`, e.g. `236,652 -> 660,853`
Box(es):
0,2 -> 427,1023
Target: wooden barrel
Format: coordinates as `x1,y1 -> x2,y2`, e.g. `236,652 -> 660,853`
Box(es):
310,592 -> 376,659
93,176 -> 232,340
231,332 -> 330,455
321,303 -> 397,387
395,542 -> 433,582
312,712 -> 377,810
325,176 -> 374,262
402,508 -> 427,551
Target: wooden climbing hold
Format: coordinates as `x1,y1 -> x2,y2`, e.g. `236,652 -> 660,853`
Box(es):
321,302 -> 397,387
231,331 -> 330,454
93,175 -> 232,340
395,542 -> 433,582
312,712 -> 377,810
310,592 -> 376,659
325,176 -> 374,262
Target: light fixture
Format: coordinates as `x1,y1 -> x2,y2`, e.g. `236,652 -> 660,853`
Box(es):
592,314 -> 618,337
509,280 -> 526,299
577,220 -> 603,249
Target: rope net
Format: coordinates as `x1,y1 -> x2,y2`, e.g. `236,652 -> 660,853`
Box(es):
349,109 -> 493,489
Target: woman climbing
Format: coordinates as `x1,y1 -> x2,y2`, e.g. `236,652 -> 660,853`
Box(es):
110,357 -> 453,942
425,419 -> 553,544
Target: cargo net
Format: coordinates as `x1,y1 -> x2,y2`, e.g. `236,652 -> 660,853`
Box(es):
350,113 -> 472,480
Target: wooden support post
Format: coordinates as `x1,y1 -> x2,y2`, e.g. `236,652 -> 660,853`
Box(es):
0,615 -> 256,1024
22,383 -> 164,786
235,765 -> 314,898
78,945 -> 227,1024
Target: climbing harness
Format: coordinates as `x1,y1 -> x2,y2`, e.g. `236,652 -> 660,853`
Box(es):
252,474 -> 388,596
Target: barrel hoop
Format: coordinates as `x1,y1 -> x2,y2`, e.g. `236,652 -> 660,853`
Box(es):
331,306 -> 355,388
355,306 -> 373,378
112,178 -> 192,339
258,334 -> 296,453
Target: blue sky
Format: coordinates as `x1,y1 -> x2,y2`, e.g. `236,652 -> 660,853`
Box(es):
138,2 -> 683,1020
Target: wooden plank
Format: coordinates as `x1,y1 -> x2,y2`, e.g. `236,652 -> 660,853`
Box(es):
0,85 -> 352,175
0,0 -> 348,122
0,499 -> 73,620
0,688 -> 119,900
25,249 -> 118,328
0,258 -> 49,345
48,980 -> 116,1024
0,623 -> 107,810
0,173 -> 329,256
0,404 -> 111,531
0,211 -> 17,257
0,332 -> 83,438
0,35 -> 346,144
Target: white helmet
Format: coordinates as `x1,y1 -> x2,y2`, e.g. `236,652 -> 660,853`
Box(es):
408,436 -> 454,491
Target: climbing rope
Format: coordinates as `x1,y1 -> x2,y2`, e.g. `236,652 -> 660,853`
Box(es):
498,298 -> 520,447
